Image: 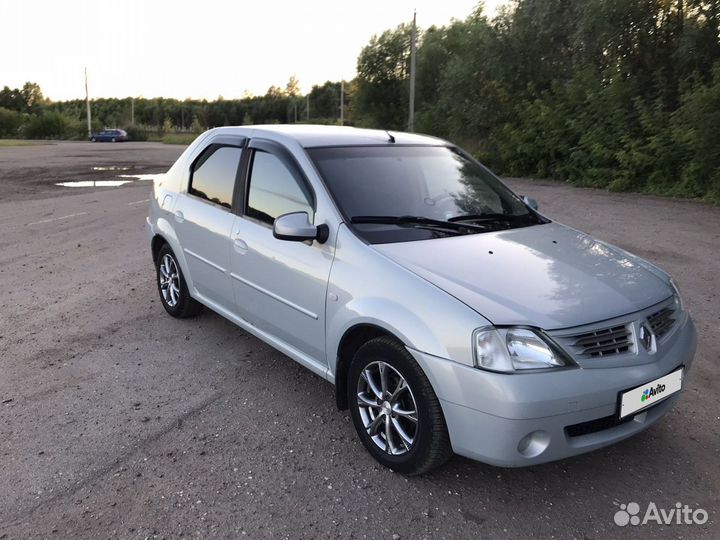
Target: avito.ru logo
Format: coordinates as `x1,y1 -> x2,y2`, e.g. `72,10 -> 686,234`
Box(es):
613,501 -> 708,526
641,383 -> 666,402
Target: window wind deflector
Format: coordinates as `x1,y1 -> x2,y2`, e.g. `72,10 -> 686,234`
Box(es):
351,215 -> 487,232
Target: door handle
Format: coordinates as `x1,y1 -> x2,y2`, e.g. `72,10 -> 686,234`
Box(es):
174,210 -> 184,223
233,237 -> 248,254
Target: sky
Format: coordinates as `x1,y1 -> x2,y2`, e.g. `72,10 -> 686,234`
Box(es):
0,0 -> 505,101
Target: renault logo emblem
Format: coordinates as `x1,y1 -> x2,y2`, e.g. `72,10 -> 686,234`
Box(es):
639,323 -> 655,352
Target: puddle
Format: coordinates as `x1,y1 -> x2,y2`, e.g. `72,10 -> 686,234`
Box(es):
56,172 -> 164,188
56,180 -> 134,187
92,166 -> 131,171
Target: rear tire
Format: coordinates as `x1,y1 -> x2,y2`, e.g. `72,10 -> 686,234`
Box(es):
348,336 -> 452,475
155,244 -> 202,318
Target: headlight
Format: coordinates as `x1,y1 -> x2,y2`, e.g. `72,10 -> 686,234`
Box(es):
473,327 -> 576,373
670,278 -> 684,311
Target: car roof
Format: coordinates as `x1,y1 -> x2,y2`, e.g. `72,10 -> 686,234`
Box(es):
205,124 -> 447,148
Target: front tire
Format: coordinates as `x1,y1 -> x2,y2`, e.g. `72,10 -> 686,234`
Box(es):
155,244 -> 202,318
348,336 -> 452,475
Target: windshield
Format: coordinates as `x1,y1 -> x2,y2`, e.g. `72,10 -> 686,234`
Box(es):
308,145 -> 546,244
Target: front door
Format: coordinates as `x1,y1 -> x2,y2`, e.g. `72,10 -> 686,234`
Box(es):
229,141 -> 333,364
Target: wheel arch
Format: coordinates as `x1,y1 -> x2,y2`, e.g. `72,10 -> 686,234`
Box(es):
334,323 -> 402,410
151,233 -> 167,263
148,218 -> 195,295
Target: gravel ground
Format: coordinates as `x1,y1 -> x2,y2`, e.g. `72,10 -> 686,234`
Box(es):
0,141 -> 717,539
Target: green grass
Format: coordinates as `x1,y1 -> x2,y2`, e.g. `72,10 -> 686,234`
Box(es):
0,139 -> 49,147
161,133 -> 197,145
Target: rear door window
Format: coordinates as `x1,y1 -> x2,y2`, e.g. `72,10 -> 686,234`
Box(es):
189,145 -> 242,209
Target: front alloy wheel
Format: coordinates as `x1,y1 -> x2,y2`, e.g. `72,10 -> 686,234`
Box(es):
357,361 -> 418,455
348,336 -> 452,475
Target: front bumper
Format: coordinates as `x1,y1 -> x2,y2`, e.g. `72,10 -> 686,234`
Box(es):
409,314 -> 697,467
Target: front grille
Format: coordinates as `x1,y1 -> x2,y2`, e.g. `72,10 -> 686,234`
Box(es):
551,297 -> 679,362
569,324 -> 634,358
565,413 -> 634,437
647,306 -> 676,339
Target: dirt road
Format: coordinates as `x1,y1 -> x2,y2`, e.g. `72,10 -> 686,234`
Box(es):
0,141 -> 717,539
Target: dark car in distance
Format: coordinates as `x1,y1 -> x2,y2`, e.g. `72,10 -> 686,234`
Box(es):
90,129 -> 128,142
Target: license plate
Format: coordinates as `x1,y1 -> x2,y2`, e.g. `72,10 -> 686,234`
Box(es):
619,368 -> 683,419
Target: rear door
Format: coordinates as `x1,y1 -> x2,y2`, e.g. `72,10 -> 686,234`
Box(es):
172,137 -> 245,312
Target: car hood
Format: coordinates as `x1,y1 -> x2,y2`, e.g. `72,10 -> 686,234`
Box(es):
372,222 -> 672,330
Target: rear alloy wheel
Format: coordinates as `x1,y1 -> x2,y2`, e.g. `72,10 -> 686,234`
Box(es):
348,336 -> 452,475
155,244 -> 202,318
159,254 -> 180,307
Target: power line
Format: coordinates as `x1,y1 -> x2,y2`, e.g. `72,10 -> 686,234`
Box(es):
84,67 -> 92,138
408,10 -> 417,133
340,80 -> 345,126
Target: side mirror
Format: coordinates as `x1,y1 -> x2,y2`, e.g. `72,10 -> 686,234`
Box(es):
522,195 -> 539,211
273,211 -> 328,244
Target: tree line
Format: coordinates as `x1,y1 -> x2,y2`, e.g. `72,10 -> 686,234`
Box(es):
353,0 -> 720,202
1,0 -> 718,201
0,77 -> 347,141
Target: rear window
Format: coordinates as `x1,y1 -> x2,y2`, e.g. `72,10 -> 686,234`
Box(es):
189,145 -> 242,209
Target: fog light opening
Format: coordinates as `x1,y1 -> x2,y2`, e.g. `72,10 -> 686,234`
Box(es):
517,430 -> 550,458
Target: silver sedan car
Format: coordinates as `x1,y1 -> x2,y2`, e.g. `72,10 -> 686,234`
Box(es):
146,125 -> 697,474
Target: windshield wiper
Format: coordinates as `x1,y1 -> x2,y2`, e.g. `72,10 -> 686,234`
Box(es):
350,215 -> 488,232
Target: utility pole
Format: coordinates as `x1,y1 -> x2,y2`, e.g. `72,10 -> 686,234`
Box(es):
131,97 -> 135,125
84,67 -> 92,138
408,10 -> 417,133
340,80 -> 345,126
306,94 -> 310,121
